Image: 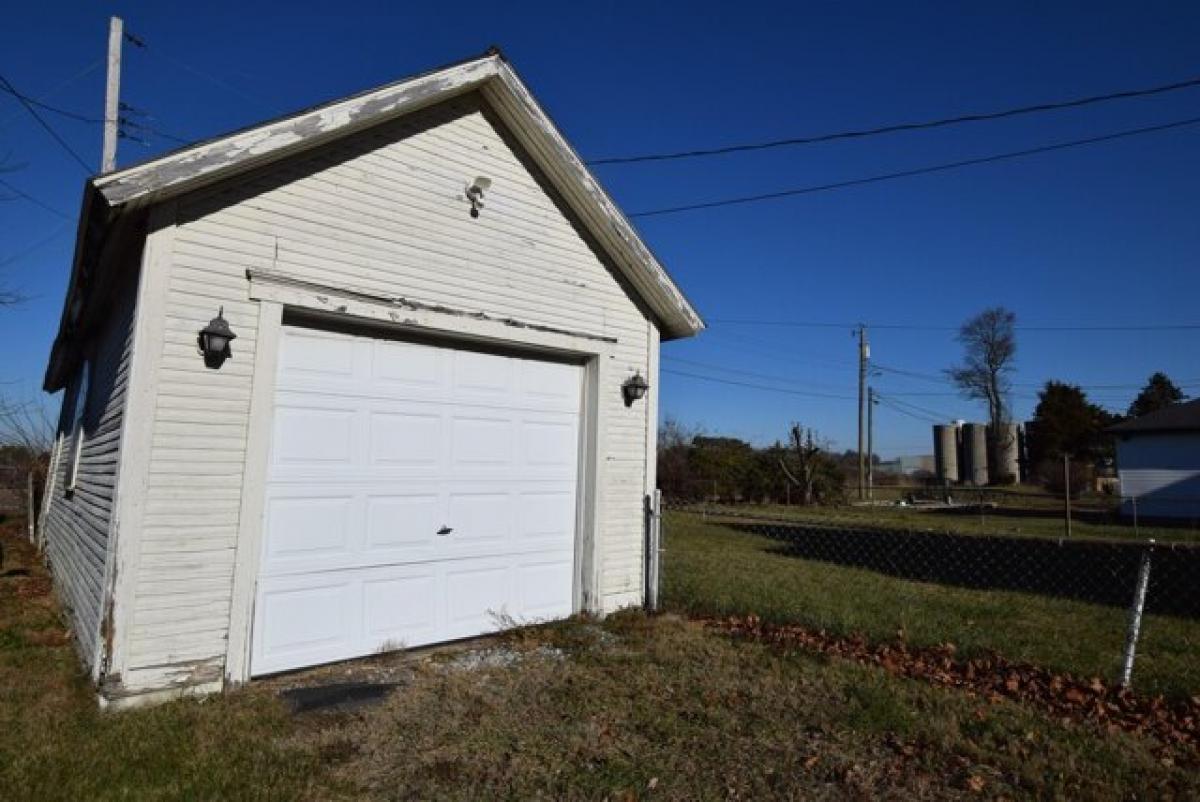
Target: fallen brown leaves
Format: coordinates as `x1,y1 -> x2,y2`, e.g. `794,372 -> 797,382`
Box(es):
708,614 -> 1200,760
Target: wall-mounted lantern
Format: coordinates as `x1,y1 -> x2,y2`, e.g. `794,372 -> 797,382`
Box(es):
198,307 -> 237,369
622,372 -> 650,407
465,175 -> 491,218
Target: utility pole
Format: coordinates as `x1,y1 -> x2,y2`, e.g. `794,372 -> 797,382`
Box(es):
856,324 -> 869,501
101,16 -> 123,173
866,386 -> 875,501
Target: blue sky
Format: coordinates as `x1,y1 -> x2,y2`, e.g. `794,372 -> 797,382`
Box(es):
2,1 -> 1198,457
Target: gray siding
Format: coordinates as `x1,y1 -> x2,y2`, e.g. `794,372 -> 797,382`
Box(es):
42,268 -> 139,673
1116,432 -> 1200,519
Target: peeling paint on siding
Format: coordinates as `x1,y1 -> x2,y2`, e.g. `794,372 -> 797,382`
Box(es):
95,62 -> 499,206
247,268 -> 619,344
100,656 -> 224,701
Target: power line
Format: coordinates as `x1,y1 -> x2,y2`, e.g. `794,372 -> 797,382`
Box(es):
663,355 -> 856,392
702,330 -> 855,371
710,319 -> 1200,333
591,73 -> 1200,165
0,58 -> 103,130
0,177 -> 72,219
0,80 -> 189,148
710,319 -> 864,329
877,394 -> 960,422
628,115 -> 1200,218
118,117 -> 190,145
875,361 -> 1200,392
0,83 -> 103,124
127,30 -> 266,107
0,221 -> 74,268
662,368 -> 855,399
874,396 -> 945,425
873,363 -> 951,383
0,73 -> 93,173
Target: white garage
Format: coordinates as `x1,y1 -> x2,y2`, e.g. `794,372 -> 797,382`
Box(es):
253,326 -> 583,674
37,49 -> 702,707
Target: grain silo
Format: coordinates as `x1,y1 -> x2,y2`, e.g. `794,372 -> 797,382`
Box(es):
991,422 -> 1021,484
932,423 -> 960,483
961,423 -> 989,485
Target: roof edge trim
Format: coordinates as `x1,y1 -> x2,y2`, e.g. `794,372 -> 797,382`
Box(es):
82,51 -> 702,340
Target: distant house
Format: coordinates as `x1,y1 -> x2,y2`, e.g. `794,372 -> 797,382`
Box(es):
1109,399 -> 1200,520
37,49 -> 702,707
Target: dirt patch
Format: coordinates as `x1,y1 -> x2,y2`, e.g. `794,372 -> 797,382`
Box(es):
438,644 -> 564,672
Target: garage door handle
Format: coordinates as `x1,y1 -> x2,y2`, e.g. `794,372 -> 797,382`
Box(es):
436,526 -> 453,536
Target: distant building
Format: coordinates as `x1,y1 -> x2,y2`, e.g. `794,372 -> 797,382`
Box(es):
1109,399 -> 1200,520
877,454 -> 935,476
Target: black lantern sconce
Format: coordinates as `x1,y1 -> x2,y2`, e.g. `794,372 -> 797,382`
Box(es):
622,372 -> 650,407
198,307 -> 237,369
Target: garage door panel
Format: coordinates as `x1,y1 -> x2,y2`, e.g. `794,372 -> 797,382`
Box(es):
255,579 -> 355,673
371,339 -> 446,388
445,562 -> 513,637
516,489 -> 577,543
445,491 -> 512,545
368,411 -> 443,466
272,406 -> 355,465
518,557 -> 575,618
452,350 -> 512,395
519,359 -> 582,407
521,419 -> 579,466
363,571 -> 439,644
253,326 -> 581,676
450,416 -> 514,466
278,329 -> 357,378
365,493 -> 441,553
264,495 -> 355,562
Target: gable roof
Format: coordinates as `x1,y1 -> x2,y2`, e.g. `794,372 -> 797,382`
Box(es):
1109,399 -> 1200,435
44,49 -> 703,390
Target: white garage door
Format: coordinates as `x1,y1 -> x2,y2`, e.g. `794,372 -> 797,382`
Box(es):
251,326 -> 582,675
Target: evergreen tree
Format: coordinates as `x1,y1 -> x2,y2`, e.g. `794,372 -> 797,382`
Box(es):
1025,381 -> 1117,468
1127,372 -> 1186,419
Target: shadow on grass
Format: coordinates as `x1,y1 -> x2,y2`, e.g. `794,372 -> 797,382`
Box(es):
733,522 -> 1200,618
929,504 -> 1115,525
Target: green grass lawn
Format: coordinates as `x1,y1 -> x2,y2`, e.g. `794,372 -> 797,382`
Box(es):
2,517 -> 1197,800
662,511 -> 1200,699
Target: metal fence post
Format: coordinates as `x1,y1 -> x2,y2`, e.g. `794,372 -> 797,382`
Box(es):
645,490 -> 663,613
27,471 -> 36,542
1063,454 -> 1072,538
1119,539 -> 1154,688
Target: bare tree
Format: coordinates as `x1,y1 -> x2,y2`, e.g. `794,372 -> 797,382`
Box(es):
778,423 -> 825,506
0,396 -> 55,461
947,307 -> 1017,477
0,398 -> 53,482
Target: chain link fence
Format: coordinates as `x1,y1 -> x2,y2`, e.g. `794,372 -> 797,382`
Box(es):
653,492 -> 1199,699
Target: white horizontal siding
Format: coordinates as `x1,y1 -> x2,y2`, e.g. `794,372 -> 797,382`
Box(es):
1116,434 -> 1200,519
125,91 -> 652,678
42,269 -> 139,672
